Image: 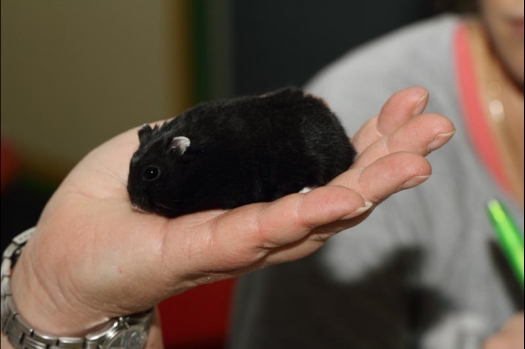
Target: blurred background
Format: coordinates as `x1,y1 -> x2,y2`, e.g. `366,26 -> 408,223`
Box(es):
2,0 -> 452,347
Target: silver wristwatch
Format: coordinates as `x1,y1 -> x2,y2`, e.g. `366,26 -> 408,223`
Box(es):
1,227 -> 154,349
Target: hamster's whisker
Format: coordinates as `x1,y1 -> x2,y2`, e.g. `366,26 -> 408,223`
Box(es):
155,202 -> 176,210
157,198 -> 189,204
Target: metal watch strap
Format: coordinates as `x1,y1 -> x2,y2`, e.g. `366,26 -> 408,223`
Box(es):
1,227 -> 153,349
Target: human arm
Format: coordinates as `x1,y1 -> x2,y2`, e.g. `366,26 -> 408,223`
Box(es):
1,87 -> 454,346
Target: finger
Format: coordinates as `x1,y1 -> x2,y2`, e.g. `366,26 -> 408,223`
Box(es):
354,113 -> 455,169
209,153 -> 432,269
481,315 -> 524,349
263,208 -> 375,266
248,152 -> 432,267
377,86 -> 429,134
352,87 -> 429,153
161,187 -> 371,284
145,307 -> 164,349
257,186 -> 369,249
351,116 -> 381,154
332,152 -> 432,204
502,313 -> 525,336
484,335 -> 524,349
156,186 -> 366,286
203,185 -> 367,269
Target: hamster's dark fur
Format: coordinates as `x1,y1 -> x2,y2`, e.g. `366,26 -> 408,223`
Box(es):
127,88 -> 356,218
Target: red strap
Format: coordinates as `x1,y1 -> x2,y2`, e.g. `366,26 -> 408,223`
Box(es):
454,24 -> 512,194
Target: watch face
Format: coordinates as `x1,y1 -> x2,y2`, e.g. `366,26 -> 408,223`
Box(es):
106,326 -> 148,349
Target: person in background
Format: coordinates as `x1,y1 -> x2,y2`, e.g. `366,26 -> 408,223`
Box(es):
230,0 -> 524,348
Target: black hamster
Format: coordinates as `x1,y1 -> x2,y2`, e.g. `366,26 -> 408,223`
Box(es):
127,87 -> 356,218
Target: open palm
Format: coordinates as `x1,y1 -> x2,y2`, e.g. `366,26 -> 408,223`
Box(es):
11,87 -> 455,336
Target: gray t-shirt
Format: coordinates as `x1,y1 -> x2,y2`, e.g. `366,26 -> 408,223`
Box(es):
229,15 -> 524,349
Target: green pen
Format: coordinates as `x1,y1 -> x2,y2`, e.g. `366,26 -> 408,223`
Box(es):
486,199 -> 524,290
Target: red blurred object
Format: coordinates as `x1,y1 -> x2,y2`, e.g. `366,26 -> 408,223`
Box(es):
158,279 -> 235,349
1,138 -> 21,192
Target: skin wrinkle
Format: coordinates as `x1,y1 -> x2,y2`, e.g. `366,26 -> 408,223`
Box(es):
177,233 -> 202,281
206,215 -> 234,268
382,134 -> 395,158
189,230 -> 256,284
163,215 -> 218,289
281,192 -> 325,244
413,90 -> 431,116
351,166 -> 371,200
250,204 -> 280,252
351,116 -> 381,155
94,158 -> 128,189
70,222 -> 113,316
264,234 -> 312,265
143,227 -> 175,297
309,228 -> 336,244
162,220 -> 198,282
159,223 -> 171,267
27,249 -> 67,321
265,231 -> 326,266
31,247 -> 100,333
294,192 -> 314,231
59,182 -> 98,202
74,174 -> 112,201
248,196 -> 314,255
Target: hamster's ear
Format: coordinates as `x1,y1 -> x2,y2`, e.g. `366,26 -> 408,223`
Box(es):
138,124 -> 153,144
171,136 -> 191,155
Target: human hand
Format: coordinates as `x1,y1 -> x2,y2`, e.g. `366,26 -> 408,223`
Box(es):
8,87 -> 455,337
484,313 -> 524,349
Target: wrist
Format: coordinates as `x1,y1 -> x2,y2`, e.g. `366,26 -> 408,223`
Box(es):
2,227 -> 154,349
2,332 -> 15,349
9,232 -> 108,336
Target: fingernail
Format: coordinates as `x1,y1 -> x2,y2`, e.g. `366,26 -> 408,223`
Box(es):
401,175 -> 430,190
428,131 -> 455,152
341,201 -> 374,220
413,91 -> 429,116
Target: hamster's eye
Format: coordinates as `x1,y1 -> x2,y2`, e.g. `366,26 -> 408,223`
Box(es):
143,166 -> 161,181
